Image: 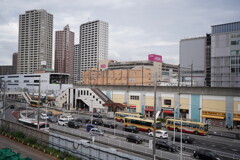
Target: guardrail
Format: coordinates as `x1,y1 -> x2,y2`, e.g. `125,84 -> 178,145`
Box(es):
50,124 -> 194,160
98,126 -> 240,160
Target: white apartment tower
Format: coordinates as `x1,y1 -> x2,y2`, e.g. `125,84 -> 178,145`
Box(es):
17,9 -> 53,74
73,44 -> 80,84
79,20 -> 108,82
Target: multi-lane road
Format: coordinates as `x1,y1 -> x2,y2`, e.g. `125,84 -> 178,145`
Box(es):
3,100 -> 240,160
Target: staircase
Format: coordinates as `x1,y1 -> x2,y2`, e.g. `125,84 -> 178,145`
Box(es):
55,89 -> 68,109
22,92 -> 31,103
91,88 -> 113,103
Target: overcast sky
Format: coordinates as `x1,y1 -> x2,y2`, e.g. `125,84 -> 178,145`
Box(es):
0,0 -> 240,66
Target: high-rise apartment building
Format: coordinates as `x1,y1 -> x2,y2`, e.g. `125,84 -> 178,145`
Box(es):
17,9 -> 53,74
73,44 -> 80,84
55,25 -> 75,83
211,22 -> 240,87
79,20 -> 108,82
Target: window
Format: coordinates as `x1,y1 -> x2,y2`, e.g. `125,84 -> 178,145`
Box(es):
130,96 -> 139,100
164,99 -> 171,105
24,80 -> 29,83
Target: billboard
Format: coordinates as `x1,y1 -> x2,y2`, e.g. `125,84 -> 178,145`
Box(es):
148,54 -> 162,62
100,64 -> 106,68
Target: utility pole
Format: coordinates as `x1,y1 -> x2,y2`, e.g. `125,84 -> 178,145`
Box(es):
3,81 -> 6,119
178,64 -> 180,87
37,79 -> 41,129
142,64 -> 144,86
152,73 -> 157,160
191,63 -> 193,87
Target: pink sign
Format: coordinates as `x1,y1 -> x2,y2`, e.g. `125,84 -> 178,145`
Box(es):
100,64 -> 106,68
148,54 -> 162,62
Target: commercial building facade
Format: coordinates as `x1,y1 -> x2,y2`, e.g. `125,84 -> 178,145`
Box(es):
211,21 -> 240,87
0,52 -> 18,75
0,73 -> 72,97
55,25 -> 75,83
17,9 -> 53,74
82,56 -> 178,86
79,20 -> 108,82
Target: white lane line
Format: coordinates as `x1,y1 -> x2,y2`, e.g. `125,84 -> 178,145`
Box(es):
232,149 -> 238,152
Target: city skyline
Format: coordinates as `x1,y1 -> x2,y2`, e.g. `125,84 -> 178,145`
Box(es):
0,0 -> 240,66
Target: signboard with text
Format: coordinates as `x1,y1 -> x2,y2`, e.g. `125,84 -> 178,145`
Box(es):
148,54 -> 162,62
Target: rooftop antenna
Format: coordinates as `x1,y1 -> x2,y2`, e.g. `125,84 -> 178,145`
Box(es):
88,17 -> 90,22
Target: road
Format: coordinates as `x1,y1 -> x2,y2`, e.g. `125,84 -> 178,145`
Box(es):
0,134 -> 55,160
3,100 -> 240,159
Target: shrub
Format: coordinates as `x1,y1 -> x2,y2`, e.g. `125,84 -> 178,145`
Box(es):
12,131 -> 25,139
27,137 -> 37,145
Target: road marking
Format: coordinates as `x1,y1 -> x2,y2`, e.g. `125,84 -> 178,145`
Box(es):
211,145 -> 216,147
231,149 -> 238,152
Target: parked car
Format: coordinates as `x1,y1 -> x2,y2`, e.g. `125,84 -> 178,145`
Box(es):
155,139 -> 178,152
171,134 -> 195,144
148,130 -> 168,139
193,149 -> 222,160
9,105 -> 15,109
86,124 -> 98,132
92,119 -> 103,125
75,117 -> 91,124
48,116 -> 58,123
58,118 -> 69,126
60,114 -> 74,121
68,120 -> 82,129
93,113 -> 103,118
126,134 -> 143,144
103,121 -> 118,128
122,126 -> 139,133
89,128 -> 104,136
40,113 -> 49,120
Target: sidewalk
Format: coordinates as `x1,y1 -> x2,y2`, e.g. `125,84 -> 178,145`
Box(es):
208,126 -> 240,139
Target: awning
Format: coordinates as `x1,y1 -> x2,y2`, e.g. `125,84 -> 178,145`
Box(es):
201,115 -> 225,119
233,118 -> 240,121
130,106 -> 136,108
163,110 -> 173,114
145,109 -> 154,112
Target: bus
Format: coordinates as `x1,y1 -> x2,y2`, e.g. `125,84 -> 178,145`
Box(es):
18,118 -> 49,130
29,100 -> 42,107
124,117 -> 161,132
165,119 -> 208,135
114,112 -> 144,122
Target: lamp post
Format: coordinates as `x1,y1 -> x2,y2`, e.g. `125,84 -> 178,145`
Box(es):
90,99 -> 93,124
173,104 -> 181,144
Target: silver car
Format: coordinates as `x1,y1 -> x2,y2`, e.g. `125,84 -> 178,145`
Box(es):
89,128 -> 104,136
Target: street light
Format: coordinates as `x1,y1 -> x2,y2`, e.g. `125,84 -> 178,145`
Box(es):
173,104 -> 181,145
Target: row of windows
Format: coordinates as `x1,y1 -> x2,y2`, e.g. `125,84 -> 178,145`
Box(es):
231,40 -> 240,45
231,50 -> 240,56
130,96 -> 139,100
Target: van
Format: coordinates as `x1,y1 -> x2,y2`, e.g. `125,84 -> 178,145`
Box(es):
86,124 -> 97,132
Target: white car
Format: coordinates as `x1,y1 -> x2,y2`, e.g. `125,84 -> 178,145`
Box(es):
58,118 -> 69,126
40,113 -> 49,120
60,115 -> 74,121
89,128 -> 104,136
148,130 -> 168,139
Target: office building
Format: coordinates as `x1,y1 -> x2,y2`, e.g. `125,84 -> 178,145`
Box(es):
79,20 -> 108,82
179,37 -> 206,86
0,52 -> 18,75
211,21 -> 240,87
17,9 -> 53,74
55,25 -> 75,83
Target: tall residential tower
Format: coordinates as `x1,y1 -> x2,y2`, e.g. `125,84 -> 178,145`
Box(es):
79,20 -> 108,82
55,25 -> 75,83
17,9 -> 53,74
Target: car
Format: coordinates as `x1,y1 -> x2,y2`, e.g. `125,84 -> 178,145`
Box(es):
171,134 -> 195,144
78,139 -> 90,144
48,116 -> 58,123
60,114 -> 74,121
92,119 -> 103,125
155,139 -> 178,152
193,149 -> 222,160
58,118 -> 69,126
148,130 -> 168,139
93,113 -> 103,118
75,117 -> 91,124
40,113 -> 49,120
68,120 -> 82,129
126,134 -> 143,144
86,124 -> 98,132
89,128 -> 104,136
9,105 -> 15,109
122,126 -> 139,133
103,121 -> 118,128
